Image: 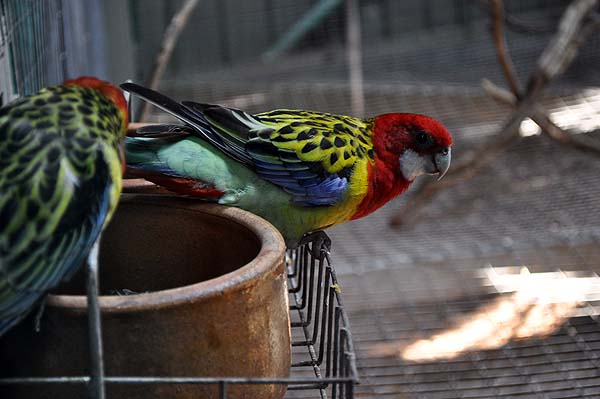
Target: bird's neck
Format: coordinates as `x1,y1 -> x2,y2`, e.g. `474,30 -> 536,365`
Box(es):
351,156 -> 410,220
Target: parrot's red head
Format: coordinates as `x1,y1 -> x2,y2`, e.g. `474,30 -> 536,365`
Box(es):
372,113 -> 452,182
63,76 -> 129,128
351,113 -> 452,220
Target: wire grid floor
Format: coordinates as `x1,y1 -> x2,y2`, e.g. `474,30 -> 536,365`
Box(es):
336,243 -> 600,398
349,301 -> 600,398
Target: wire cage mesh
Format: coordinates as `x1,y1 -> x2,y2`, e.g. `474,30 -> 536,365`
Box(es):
0,0 -> 108,100
3,0 -> 600,398
0,0 -> 64,98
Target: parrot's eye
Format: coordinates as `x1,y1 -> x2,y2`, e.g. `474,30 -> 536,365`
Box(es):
415,132 -> 429,145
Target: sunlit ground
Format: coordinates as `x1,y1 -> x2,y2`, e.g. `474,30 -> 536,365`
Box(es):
369,266 -> 600,361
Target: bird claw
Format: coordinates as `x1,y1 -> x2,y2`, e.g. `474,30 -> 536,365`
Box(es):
298,231 -> 331,258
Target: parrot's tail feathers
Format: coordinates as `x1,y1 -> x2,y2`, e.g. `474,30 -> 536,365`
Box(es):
134,123 -> 194,138
120,82 -> 208,131
120,82 -> 251,166
179,101 -> 218,113
124,136 -> 184,168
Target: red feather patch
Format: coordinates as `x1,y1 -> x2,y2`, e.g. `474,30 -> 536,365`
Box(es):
351,160 -> 410,220
126,168 -> 223,199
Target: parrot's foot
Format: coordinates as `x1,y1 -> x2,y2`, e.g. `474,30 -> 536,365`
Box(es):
33,297 -> 46,333
298,231 -> 331,258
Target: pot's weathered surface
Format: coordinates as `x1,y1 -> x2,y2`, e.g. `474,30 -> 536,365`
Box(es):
0,195 -> 290,399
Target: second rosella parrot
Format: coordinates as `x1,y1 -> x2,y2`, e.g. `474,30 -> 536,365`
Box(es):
122,83 -> 452,247
0,77 -> 128,336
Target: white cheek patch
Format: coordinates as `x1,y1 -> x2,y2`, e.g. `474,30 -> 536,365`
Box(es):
399,149 -> 429,181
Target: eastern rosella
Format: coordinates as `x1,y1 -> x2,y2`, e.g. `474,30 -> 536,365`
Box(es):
0,77 -> 128,336
122,83 -> 452,247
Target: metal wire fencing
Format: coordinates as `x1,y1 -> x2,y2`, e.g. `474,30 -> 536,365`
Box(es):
0,0 -> 106,101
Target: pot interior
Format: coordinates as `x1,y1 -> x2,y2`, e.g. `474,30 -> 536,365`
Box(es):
53,201 -> 261,296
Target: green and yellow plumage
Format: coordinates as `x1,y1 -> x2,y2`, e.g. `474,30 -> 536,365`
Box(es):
251,110 -> 375,173
0,77 -> 127,336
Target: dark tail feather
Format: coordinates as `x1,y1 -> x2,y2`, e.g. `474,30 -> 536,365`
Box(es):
134,123 -> 194,138
180,101 -> 220,113
120,82 -> 251,166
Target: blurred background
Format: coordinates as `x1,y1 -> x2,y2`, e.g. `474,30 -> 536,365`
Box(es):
2,0 -> 600,397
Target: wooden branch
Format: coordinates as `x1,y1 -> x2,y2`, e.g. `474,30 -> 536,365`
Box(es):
529,0 -> 598,93
139,0 -> 200,122
530,110 -> 600,156
483,79 -> 600,155
390,0 -> 599,227
489,0 -> 521,96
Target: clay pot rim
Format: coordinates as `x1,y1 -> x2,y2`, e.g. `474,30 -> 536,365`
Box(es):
46,194 -> 286,313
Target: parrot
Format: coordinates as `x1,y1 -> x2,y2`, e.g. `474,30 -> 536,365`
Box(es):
0,77 -> 128,336
122,82 -> 452,247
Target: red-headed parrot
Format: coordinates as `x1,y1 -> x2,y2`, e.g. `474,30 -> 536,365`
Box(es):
122,83 -> 451,247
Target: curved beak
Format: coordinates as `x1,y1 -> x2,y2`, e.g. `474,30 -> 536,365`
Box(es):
399,147 -> 452,182
434,148 -> 451,180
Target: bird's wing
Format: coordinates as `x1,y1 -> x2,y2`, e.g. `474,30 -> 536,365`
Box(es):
0,120 -> 117,335
186,103 -> 376,206
120,83 -> 374,206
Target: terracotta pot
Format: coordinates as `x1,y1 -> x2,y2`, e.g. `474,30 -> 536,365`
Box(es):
0,195 -> 290,399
